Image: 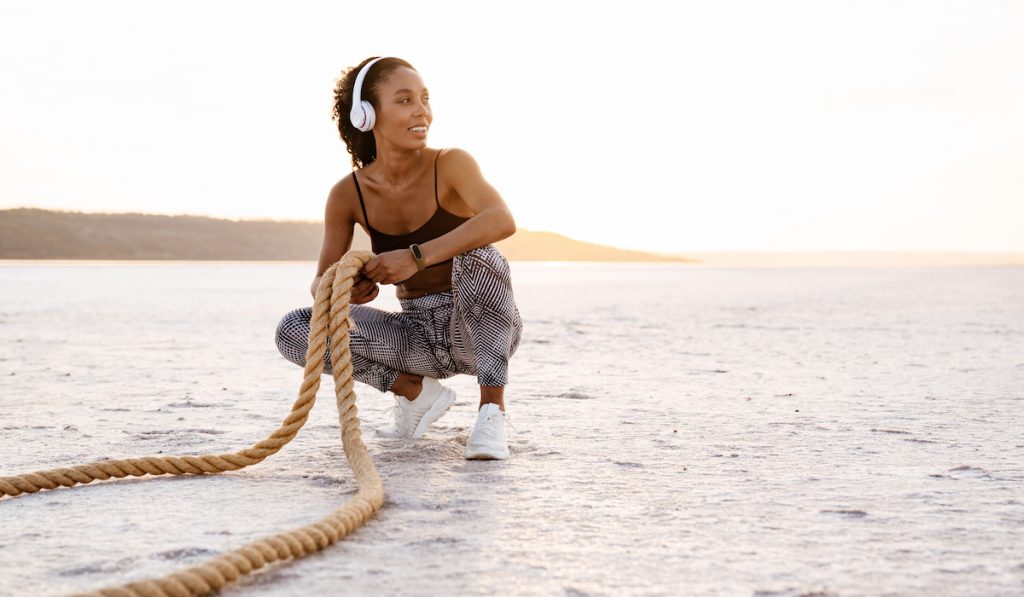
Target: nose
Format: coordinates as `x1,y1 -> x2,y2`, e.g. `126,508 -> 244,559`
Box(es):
414,97 -> 430,116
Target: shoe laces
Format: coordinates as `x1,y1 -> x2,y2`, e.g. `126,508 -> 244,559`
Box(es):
484,410 -> 516,435
383,397 -> 410,433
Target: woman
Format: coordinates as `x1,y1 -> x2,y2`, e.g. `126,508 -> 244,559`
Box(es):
275,56 -> 523,460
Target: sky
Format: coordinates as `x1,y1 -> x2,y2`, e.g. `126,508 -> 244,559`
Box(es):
1,1 -> 1022,254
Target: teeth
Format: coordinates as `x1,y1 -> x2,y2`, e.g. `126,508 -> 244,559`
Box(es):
409,126 -> 427,132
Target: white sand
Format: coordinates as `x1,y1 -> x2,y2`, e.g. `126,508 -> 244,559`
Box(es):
1,262 -> 1022,595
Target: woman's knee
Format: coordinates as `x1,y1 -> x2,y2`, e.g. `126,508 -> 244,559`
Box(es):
275,308 -> 311,363
454,245 -> 510,278
452,246 -> 516,306
509,311 -> 523,357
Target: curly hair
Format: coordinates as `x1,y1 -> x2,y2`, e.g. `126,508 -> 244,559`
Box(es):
331,56 -> 418,170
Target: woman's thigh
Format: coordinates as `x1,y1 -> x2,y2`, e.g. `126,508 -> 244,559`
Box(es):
426,245 -> 522,388
449,246 -> 523,359
276,300 -> 461,380
347,304 -> 451,378
275,307 -> 316,367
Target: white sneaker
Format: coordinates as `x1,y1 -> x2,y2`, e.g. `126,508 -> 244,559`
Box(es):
376,376 -> 456,439
465,403 -> 512,460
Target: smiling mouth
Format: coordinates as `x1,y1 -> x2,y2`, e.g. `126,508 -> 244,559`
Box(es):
409,126 -> 428,133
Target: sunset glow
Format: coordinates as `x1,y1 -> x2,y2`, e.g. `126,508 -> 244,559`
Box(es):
2,1 -> 1022,254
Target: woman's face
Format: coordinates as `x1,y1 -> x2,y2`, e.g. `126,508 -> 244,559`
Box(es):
372,66 -> 432,150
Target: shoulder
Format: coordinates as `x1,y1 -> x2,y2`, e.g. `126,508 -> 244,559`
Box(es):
329,172 -> 358,200
438,146 -> 477,168
325,172 -> 360,222
437,147 -> 484,181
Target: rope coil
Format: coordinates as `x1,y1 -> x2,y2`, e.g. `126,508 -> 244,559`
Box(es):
0,250 -> 382,596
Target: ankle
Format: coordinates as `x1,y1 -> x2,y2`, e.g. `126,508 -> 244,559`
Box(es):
479,385 -> 504,411
392,375 -> 424,400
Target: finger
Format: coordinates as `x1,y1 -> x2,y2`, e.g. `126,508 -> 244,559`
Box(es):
352,284 -> 379,304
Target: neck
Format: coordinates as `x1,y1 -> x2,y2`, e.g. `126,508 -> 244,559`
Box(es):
369,141 -> 426,187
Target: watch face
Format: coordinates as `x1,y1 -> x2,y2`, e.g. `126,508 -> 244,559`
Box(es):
411,244 -> 423,259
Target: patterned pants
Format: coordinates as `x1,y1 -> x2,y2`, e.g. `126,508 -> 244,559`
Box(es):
275,245 -> 523,392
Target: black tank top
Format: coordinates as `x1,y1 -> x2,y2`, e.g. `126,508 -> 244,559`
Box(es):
352,149 -> 469,254
352,149 -> 470,298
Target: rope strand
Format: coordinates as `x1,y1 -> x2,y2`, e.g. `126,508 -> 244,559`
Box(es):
1,250 -> 382,597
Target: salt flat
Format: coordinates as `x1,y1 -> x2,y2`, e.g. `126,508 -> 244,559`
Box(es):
1,262 -> 1022,596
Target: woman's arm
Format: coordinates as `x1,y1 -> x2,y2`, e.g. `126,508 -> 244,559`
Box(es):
363,148 -> 515,284
419,148 -> 516,265
311,178 -> 379,303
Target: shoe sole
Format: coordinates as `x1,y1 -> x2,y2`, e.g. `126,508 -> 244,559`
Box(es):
410,387 -> 457,439
464,447 -> 510,460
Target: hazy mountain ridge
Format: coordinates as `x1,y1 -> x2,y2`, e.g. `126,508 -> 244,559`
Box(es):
0,208 -> 683,261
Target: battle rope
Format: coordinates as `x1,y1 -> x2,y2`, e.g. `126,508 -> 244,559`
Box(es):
0,250 -> 382,596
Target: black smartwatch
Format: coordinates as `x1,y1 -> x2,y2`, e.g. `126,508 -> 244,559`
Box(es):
409,243 -> 426,271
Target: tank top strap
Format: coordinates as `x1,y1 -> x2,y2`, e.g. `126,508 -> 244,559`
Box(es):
352,171 -> 370,228
434,148 -> 443,207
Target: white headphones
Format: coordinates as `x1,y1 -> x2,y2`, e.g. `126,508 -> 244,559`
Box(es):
349,56 -> 390,132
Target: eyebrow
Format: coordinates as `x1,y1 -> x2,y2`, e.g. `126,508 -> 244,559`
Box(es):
393,88 -> 429,95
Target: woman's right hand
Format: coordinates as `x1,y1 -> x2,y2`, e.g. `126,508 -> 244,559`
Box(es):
349,272 -> 379,304
310,273 -> 379,304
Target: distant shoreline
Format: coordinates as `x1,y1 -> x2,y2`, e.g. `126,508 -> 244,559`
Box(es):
671,251 -> 1024,267
0,207 -> 684,263
2,256 -> 1022,268
2,208 -> 1021,266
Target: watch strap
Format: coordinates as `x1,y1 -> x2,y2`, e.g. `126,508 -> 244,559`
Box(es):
409,243 -> 426,271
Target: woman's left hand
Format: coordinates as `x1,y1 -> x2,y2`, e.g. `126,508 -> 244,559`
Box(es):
363,249 -> 420,285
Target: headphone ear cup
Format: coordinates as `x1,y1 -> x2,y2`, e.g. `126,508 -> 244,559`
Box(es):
359,101 -> 376,131
350,101 -> 376,132
349,105 -> 364,130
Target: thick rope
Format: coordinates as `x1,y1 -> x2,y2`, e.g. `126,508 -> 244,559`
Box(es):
0,250 -> 383,596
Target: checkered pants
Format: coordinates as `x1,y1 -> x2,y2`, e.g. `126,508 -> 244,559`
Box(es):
275,245 -> 523,392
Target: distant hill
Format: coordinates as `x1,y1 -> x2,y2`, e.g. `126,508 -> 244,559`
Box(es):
0,208 -> 685,262
495,230 -> 685,262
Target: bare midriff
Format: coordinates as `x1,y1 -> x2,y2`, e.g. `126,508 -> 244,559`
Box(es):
396,260 -> 455,299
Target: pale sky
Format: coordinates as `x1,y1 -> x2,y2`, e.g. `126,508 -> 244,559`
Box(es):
1,1 -> 1022,254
